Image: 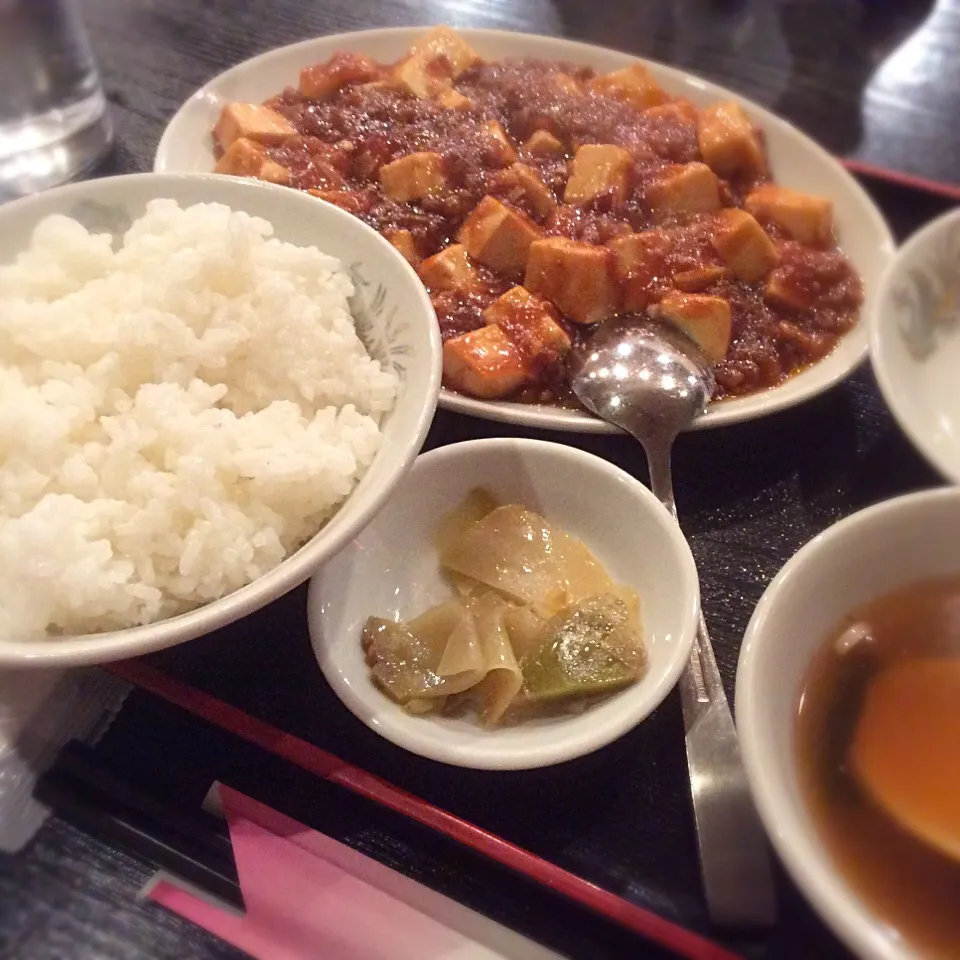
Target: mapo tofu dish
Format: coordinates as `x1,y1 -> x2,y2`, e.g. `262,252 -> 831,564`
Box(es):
212,27 -> 863,406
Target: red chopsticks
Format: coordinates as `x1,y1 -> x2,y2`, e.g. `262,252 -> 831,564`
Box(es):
841,157 -> 960,203
107,659 -> 743,960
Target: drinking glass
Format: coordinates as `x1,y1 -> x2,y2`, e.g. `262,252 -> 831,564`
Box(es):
0,0 -> 112,199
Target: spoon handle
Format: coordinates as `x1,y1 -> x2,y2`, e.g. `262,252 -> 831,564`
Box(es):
645,443 -> 777,928
680,616 -> 778,927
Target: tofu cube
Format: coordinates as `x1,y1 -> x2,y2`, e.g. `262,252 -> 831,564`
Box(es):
417,244 -> 481,293
523,130 -> 566,157
482,120 -> 518,167
488,281 -> 558,327
763,270 -> 813,311
409,26 -> 481,79
550,73 -> 584,96
482,285 -> 537,325
214,103 -> 295,150
647,162 -> 721,218
459,196 -> 541,277
745,184 -> 834,247
437,88 -> 473,110
711,208 -> 779,282
588,64 -> 669,110
564,144 -> 634,206
672,265 -> 729,291
608,230 -> 673,311
394,55 -> 448,99
379,152 -> 447,201
257,157 -> 292,185
698,101 -> 766,178
525,237 -> 621,325
213,138 -> 290,185
650,292 -> 732,363
384,229 -> 420,266
443,325 -> 528,399
492,163 -> 557,219
484,286 -> 571,357
298,53 -> 381,99
306,189 -> 369,215
358,78 -> 400,93
644,99 -> 699,125
530,312 -> 572,356
394,27 -> 481,99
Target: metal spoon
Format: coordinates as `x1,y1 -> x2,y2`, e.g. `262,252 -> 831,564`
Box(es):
570,315 -> 777,928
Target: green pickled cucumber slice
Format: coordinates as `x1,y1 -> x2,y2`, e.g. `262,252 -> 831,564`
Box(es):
519,595 -> 646,704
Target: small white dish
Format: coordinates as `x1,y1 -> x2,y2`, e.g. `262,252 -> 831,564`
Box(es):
871,207 -> 960,482
736,487 -> 960,960
307,437 -> 699,769
0,173 -> 440,668
154,26 -> 896,434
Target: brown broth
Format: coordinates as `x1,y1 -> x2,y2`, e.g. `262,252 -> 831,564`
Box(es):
796,575 -> 960,958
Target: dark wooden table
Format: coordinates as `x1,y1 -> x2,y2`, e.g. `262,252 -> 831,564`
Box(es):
1,1 -> 957,958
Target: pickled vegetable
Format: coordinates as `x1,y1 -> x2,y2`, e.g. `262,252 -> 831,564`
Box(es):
519,595 -> 646,704
434,487 -> 500,554
461,591 -> 523,725
440,504 -> 616,614
361,490 -> 647,726
503,604 -> 548,659
361,616 -> 447,704
361,600 -> 483,710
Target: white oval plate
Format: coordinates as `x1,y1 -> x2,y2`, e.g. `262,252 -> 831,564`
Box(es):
156,27 -> 896,433
870,207 -> 960,483
307,438 -> 699,769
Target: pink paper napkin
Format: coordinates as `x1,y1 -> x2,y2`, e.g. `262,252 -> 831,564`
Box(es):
149,786 -> 561,960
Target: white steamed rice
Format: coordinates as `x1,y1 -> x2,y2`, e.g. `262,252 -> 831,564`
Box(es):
0,199 -> 398,639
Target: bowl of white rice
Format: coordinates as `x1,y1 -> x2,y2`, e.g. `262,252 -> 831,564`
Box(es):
0,173 -> 440,667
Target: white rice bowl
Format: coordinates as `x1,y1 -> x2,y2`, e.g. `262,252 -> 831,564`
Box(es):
0,198 -> 399,640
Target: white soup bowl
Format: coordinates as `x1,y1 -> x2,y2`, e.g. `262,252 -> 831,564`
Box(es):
737,487 -> 960,960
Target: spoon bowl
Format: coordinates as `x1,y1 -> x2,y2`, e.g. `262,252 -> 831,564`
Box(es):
570,317 -> 715,445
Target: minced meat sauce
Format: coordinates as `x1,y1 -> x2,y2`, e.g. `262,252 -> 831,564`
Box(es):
254,53 -> 862,403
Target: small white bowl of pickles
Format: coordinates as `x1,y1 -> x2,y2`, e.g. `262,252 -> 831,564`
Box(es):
307,437 -> 699,769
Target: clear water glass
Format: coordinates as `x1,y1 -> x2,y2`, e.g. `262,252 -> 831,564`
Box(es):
0,0 -> 112,200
